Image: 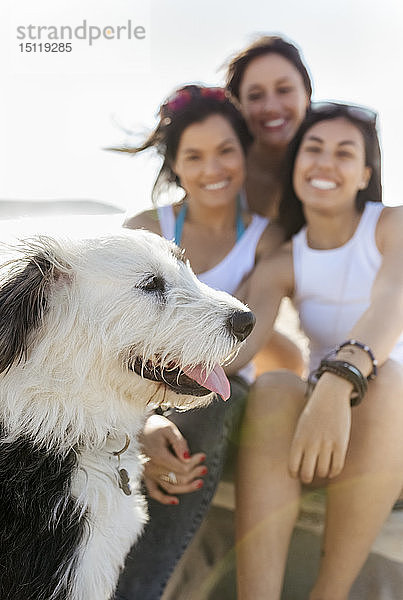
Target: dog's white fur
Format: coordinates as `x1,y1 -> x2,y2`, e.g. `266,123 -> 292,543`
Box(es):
0,230 -> 251,600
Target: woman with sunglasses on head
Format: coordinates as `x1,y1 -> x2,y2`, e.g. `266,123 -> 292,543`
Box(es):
112,84 -> 284,600
235,103 -> 403,600
225,34 -> 312,376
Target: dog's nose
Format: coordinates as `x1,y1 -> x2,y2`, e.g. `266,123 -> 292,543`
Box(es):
227,310 -> 255,342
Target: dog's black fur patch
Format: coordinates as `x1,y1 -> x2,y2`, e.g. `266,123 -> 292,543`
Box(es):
0,252 -> 59,373
0,425 -> 88,600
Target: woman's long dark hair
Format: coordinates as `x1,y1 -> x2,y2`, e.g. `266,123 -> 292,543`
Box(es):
110,84 -> 252,204
278,103 -> 382,240
225,35 -> 313,102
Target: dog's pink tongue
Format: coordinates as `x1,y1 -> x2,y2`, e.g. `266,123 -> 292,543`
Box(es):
183,364 -> 231,401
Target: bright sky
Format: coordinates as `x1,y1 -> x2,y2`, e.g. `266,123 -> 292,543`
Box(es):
1,0 -> 402,219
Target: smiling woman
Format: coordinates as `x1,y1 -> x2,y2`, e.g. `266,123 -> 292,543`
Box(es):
225,35 -> 312,218
235,103 -> 403,600
279,101 -> 381,240
223,35 -> 312,378
238,53 -> 308,151
293,117 -> 372,220
172,113 -> 245,219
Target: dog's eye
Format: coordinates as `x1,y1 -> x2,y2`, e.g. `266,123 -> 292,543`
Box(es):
141,276 -> 166,294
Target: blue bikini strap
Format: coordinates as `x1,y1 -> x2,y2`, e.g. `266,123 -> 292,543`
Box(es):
174,203 -> 187,245
174,197 -> 245,246
236,195 -> 245,241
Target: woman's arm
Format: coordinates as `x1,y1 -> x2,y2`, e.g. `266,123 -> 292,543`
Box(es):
226,244 -> 294,374
123,209 -> 162,235
289,206 -> 403,482
343,206 -> 403,372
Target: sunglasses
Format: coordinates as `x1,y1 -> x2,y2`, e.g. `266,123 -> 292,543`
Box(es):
162,85 -> 228,115
310,101 -> 377,125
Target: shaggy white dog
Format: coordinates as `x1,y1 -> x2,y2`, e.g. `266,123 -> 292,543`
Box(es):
0,230 -> 254,600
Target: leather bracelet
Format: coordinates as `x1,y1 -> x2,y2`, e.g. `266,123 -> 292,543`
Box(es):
320,359 -> 368,405
306,359 -> 368,407
336,339 -> 378,380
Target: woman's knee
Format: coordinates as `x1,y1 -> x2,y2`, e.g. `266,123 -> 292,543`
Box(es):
240,371 -> 304,448
253,369 -> 304,397
245,370 -> 305,422
346,360 -> 403,473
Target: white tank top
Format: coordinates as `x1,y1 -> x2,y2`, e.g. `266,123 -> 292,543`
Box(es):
157,204 -> 268,295
158,204 -> 269,383
293,202 -> 403,369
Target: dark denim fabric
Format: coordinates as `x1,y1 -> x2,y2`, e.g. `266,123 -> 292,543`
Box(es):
115,376 -> 248,600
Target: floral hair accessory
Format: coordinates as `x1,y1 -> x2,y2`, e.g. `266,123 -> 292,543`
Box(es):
200,87 -> 227,101
164,88 -> 193,113
161,85 -> 228,118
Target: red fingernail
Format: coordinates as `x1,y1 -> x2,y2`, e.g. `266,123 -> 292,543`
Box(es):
200,455 -> 206,462
170,499 -> 179,505
195,480 -> 204,489
183,451 -> 190,459
200,467 -> 208,475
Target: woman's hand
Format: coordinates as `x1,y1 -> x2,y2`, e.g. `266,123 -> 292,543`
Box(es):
289,374 -> 352,483
141,414 -> 208,505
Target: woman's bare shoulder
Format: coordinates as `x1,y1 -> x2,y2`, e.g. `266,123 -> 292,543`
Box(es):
124,209 -> 161,235
255,220 -> 286,260
252,240 -> 294,294
376,205 -> 403,253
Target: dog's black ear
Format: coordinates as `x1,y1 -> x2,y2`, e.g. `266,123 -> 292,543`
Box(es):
0,248 -> 68,373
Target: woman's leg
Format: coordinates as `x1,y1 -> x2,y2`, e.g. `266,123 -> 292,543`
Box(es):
311,360 -> 403,600
115,377 -> 248,600
236,370 -> 306,600
237,361 -> 403,600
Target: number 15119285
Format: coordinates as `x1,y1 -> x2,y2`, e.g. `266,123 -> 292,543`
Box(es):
19,43 -> 73,52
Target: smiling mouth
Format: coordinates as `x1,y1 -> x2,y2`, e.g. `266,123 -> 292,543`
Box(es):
130,357 -> 231,400
310,178 -> 337,190
203,180 -> 229,191
264,118 -> 286,129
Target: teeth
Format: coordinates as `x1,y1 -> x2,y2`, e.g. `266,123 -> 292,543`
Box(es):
310,179 -> 337,190
203,180 -> 229,191
265,118 -> 285,128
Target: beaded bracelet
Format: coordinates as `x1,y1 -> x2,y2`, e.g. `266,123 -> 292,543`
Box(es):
336,339 -> 378,380
306,359 -> 368,407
